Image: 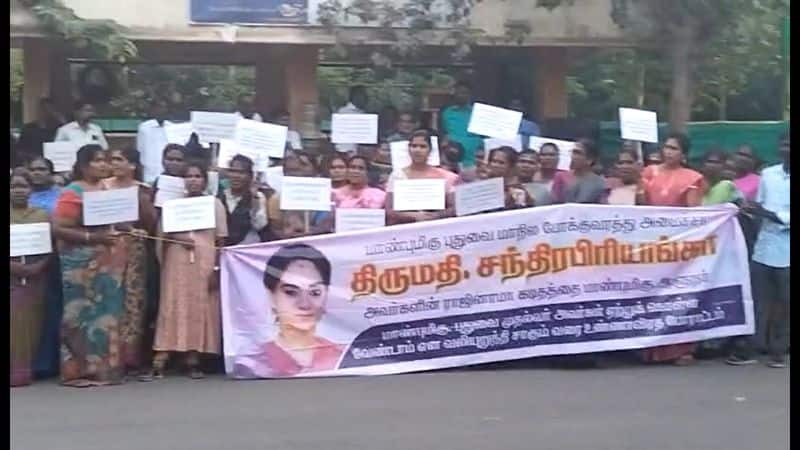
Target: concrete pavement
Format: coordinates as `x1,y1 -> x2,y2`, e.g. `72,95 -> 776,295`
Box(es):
11,359 -> 789,450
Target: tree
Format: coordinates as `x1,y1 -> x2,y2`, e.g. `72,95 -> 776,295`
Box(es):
318,0 -> 784,131
692,0 -> 786,121
566,48 -> 670,121
574,0 -> 759,131
568,0 -> 786,123
19,0 -> 137,63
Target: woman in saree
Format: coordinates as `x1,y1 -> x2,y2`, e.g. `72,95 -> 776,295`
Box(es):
333,155 -> 387,209
321,153 -> 349,190
487,146 -> 534,209
637,132 -> 706,366
267,150 -> 332,239
26,157 -> 64,379
53,144 -> 125,387
386,130 -> 459,225
701,149 -> 742,205
103,147 -> 157,375
10,171 -> 52,386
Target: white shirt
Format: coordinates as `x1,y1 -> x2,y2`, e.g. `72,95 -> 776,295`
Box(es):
55,121 -> 108,150
235,111 -> 263,122
752,164 -> 791,268
287,130 -> 303,150
335,102 -> 364,153
136,119 -> 169,184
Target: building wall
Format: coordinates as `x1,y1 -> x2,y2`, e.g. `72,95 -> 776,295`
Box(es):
12,0 -> 629,46
12,0 -> 598,123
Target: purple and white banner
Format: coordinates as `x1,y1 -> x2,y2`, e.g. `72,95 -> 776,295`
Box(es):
221,204 -> 753,378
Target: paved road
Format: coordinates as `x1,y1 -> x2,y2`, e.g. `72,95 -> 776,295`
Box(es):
11,359 -> 789,450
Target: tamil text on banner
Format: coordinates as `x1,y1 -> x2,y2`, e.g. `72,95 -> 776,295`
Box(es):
221,204 -> 753,379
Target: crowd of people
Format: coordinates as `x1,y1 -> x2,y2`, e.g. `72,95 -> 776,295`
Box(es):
9,82 -> 790,388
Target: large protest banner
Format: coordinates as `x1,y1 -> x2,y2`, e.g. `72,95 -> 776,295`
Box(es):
221,204 -> 753,378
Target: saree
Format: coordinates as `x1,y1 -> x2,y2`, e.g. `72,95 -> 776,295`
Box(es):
103,179 -> 152,372
10,207 -> 49,386
641,165 -> 705,207
640,165 -> 706,363
118,230 -> 148,370
703,180 -> 741,205
54,183 -> 126,386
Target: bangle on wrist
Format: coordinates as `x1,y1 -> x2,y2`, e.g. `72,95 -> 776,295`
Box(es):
85,231 -> 90,243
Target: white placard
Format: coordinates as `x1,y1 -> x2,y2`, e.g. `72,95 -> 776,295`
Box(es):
164,122 -> 195,145
234,119 -> 288,160
390,136 -> 441,168
467,103 -> 523,140
331,114 -> 379,144
191,111 -> 239,144
154,175 -> 186,207
484,136 -> 523,152
393,179 -> 446,211
455,178 -> 505,217
43,141 -> 79,172
529,136 -> 575,172
619,107 -> 659,143
279,177 -> 332,212
10,223 -> 52,257
264,166 -> 284,193
162,195 -> 217,233
335,208 -> 386,233
82,186 -> 140,226
217,138 -> 265,170
216,139 -> 237,169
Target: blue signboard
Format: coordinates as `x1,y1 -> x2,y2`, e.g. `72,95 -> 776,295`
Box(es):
191,0 -> 308,25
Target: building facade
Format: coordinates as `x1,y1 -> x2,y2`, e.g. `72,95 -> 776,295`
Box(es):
11,0 -> 634,134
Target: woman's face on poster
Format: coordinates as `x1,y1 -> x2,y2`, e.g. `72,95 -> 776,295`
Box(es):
271,260 -> 329,332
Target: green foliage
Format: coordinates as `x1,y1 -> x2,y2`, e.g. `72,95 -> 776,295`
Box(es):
567,49 -> 668,121
317,0 -> 479,63
567,0 -> 786,122
692,0 -> 787,120
317,0 -> 786,127
21,0 -> 138,63
318,66 -> 462,113
75,64 -> 256,118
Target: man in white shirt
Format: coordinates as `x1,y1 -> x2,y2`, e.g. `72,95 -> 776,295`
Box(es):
54,100 -> 108,150
727,132 -> 791,368
335,86 -> 368,153
271,108 -> 303,150
136,100 -> 170,184
235,93 -> 263,122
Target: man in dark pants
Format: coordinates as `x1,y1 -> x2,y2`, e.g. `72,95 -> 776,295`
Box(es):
727,132 -> 791,368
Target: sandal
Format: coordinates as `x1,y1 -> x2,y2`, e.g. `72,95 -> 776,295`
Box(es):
62,378 -> 93,388
674,354 -> 696,366
188,368 -> 205,380
138,367 -> 164,382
